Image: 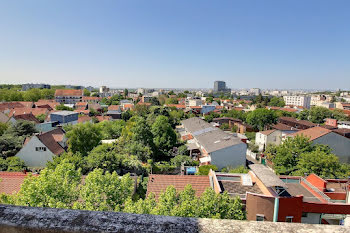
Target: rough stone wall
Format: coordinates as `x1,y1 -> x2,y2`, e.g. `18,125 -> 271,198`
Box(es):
0,204 -> 348,233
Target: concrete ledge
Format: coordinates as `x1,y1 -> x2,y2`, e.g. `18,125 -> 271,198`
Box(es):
0,204 -> 348,233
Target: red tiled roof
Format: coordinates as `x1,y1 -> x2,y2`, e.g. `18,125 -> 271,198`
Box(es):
78,116 -> 92,123
190,106 -> 202,109
13,113 -> 40,123
271,123 -> 296,131
259,129 -> 276,136
36,104 -> 53,111
122,104 -> 134,110
37,128 -> 66,155
290,126 -> 332,141
74,109 -> 90,115
55,89 -> 83,97
9,108 -> 49,117
35,100 -> 60,109
0,102 -> 25,112
82,96 -> 102,101
96,116 -> 111,122
146,174 -> 211,199
75,102 -> 88,106
0,172 -> 38,194
166,104 -> 186,109
108,105 -> 120,111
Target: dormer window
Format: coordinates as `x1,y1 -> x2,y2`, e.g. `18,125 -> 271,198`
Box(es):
35,147 -> 47,152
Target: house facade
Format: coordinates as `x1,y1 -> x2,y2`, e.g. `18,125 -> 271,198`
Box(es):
16,128 -> 66,168
255,129 -> 282,151
180,117 -> 246,169
55,89 -> 83,104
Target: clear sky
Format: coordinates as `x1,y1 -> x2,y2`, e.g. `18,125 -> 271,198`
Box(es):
0,0 -> 349,89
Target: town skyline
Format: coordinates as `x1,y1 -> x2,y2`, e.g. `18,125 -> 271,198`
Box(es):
1,0 -> 350,89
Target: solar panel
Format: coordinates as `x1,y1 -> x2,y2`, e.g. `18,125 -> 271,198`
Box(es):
192,127 -> 216,136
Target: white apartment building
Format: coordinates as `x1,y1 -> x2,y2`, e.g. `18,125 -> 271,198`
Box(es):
283,96 -> 311,109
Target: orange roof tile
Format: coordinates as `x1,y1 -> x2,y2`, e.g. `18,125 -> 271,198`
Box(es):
78,116 -> 92,123
259,129 -> 276,136
146,174 -> 211,199
0,172 -> 38,194
55,89 -> 83,97
9,108 -> 49,117
181,134 -> 193,141
290,126 -> 332,141
108,105 -> 120,111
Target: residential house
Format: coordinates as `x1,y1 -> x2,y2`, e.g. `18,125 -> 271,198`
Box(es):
10,113 -> 40,124
146,174 -> 211,199
290,126 -> 350,163
50,111 -> 79,125
82,96 -> 102,103
180,117 -> 246,169
278,117 -> 316,130
55,89 -> 83,104
255,129 -> 282,151
16,128 -> 67,168
78,115 -> 93,124
270,123 -> 299,136
106,110 -> 122,120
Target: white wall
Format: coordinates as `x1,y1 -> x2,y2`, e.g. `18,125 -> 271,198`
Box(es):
16,136 -> 55,168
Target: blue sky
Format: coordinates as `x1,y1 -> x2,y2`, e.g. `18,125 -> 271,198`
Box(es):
0,0 -> 349,89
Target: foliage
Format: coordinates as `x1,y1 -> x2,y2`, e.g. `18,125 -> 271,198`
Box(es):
83,89 -> 91,97
125,185 -> 246,220
0,136 -> 23,158
268,97 -> 285,107
0,88 -> 55,101
73,169 -> 134,211
219,123 -> 230,130
197,165 -> 218,175
66,122 -> 103,156
151,115 -> 178,156
0,156 -> 26,171
98,120 -> 126,139
170,155 -> 194,167
5,120 -> 38,137
36,114 -> 47,123
14,161 -> 81,208
292,147 -> 350,178
246,109 -> 277,131
165,98 -> 178,105
221,165 -> 249,174
56,104 -> 73,111
266,135 -> 350,178
298,106 -> 349,123
0,122 -> 9,136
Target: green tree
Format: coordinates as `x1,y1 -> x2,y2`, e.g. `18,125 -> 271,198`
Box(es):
266,135 -> 313,175
98,120 -> 126,139
83,89 -> 91,96
151,115 -> 178,155
165,98 -> 178,105
124,88 -> 129,98
56,104 -> 74,111
0,122 -> 9,136
0,134 -> 23,158
66,122 -> 102,156
5,120 -> 38,137
292,146 -> 349,178
221,165 -> 249,173
15,160 -> 81,208
36,114 -> 47,123
197,165 -> 218,175
268,97 -> 285,107
246,109 -> 277,131
73,169 -> 134,211
6,157 -> 26,171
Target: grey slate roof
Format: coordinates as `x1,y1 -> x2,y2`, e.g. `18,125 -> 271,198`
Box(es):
181,117 -> 244,153
0,112 -> 9,123
249,164 -> 287,188
51,111 -> 78,116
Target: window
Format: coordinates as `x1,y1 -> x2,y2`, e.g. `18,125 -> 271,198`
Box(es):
256,214 -> 264,221
285,216 -> 293,223
302,212 -> 308,218
35,147 -> 47,152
